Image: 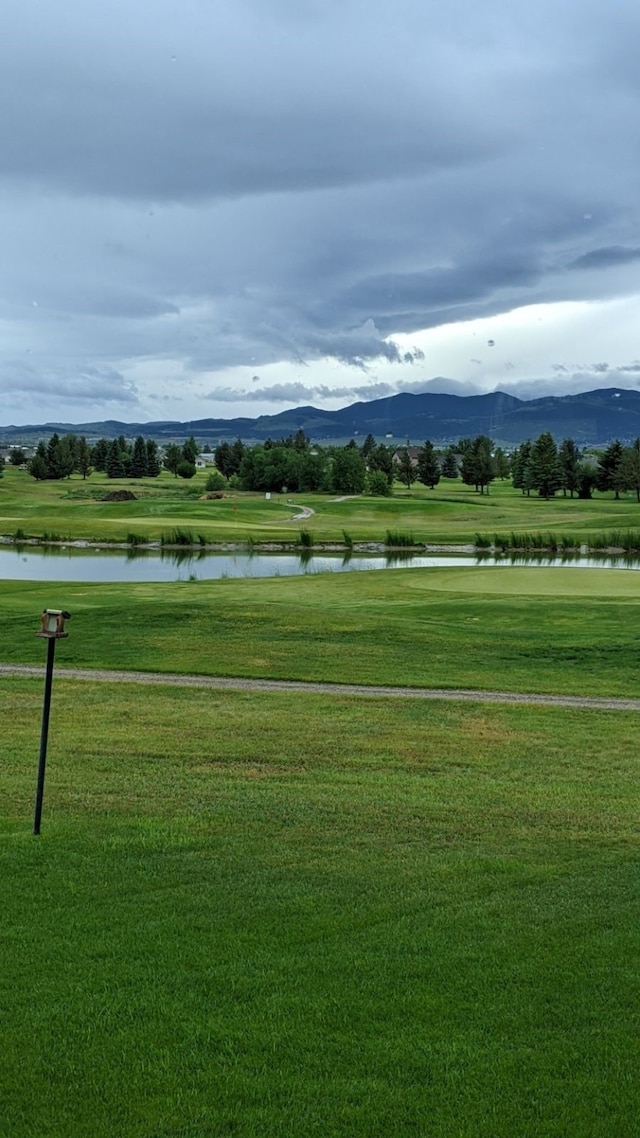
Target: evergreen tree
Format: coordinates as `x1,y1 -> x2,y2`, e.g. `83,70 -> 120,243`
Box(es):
529,432 -> 562,499
416,440 -> 440,489
214,442 -> 233,478
130,435 -> 149,477
230,438 -> 245,473
76,436 -> 92,480
511,440 -> 532,495
367,444 -> 394,488
441,447 -> 458,479
146,439 -> 161,477
619,440 -> 640,502
182,435 -> 199,464
29,446 -> 49,480
558,438 -> 580,498
9,448 -> 27,466
106,438 -> 126,478
214,439 -> 244,478
58,435 -> 76,478
92,438 -> 109,471
361,433 -> 377,458
163,443 -> 182,477
461,436 -> 495,494
46,433 -> 64,479
394,448 -> 416,489
596,440 -> 624,499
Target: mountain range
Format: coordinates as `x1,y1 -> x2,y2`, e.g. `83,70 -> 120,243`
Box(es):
3,387 -> 640,448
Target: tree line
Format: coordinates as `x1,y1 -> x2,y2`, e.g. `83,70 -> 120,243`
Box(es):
211,431 -> 397,496
15,427 -> 640,502
511,435 -> 640,501
25,433 -> 199,481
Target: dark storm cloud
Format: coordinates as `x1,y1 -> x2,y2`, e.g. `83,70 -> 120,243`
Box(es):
569,247 -> 640,271
0,0 -> 639,420
0,1 -> 496,202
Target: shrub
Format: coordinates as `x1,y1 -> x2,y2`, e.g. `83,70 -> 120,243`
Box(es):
177,461 -> 196,479
205,470 -> 227,491
367,470 -> 392,497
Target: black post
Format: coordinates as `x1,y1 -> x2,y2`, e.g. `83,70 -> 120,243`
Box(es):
33,635 -> 57,836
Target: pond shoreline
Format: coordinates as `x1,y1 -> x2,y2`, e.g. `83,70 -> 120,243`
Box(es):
0,535 -> 628,557
0,534 -> 478,554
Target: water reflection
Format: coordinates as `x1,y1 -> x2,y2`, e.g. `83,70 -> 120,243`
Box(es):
2,544 -> 640,583
385,549 -> 422,566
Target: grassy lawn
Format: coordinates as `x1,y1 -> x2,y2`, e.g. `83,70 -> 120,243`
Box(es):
2,677 -> 640,1136
2,565 -> 640,697
4,495 -> 640,1133
4,465 -> 640,545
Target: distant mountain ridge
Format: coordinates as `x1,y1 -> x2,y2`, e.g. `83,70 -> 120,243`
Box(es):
3,387 -> 640,447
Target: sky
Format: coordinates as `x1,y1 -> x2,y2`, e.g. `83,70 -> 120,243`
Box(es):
1,0 -> 639,427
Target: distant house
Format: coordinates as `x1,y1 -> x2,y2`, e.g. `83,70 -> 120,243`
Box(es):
392,446 -> 422,467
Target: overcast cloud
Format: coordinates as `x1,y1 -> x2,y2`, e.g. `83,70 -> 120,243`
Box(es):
1,0 -> 639,425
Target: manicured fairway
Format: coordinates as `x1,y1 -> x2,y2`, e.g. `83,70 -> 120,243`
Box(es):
3,547 -> 640,1133
5,465 -> 640,545
2,677 -> 640,1136
1,564 -> 640,697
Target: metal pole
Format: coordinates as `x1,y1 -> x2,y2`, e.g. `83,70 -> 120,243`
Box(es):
33,635 -> 57,836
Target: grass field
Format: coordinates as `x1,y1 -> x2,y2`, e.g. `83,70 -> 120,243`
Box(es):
3,677 -> 640,1136
3,516 -> 640,1133
2,564 -> 640,697
4,464 -> 640,545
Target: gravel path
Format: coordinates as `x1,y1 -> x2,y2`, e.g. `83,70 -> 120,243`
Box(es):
1,663 -> 638,711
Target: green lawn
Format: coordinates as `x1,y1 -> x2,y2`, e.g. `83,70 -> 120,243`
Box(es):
4,464 -> 640,545
3,537 -> 640,1133
2,565 -> 640,697
2,677 -> 640,1136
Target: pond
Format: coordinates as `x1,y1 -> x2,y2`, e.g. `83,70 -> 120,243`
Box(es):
2,544 -> 640,583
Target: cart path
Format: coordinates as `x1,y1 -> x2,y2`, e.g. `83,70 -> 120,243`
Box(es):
1,663 -> 639,711
288,503 -> 315,521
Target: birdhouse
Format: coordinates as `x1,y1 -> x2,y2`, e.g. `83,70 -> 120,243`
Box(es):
37,609 -> 71,639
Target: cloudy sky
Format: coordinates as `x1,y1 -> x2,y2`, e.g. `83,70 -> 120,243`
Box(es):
1,0 -> 639,426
